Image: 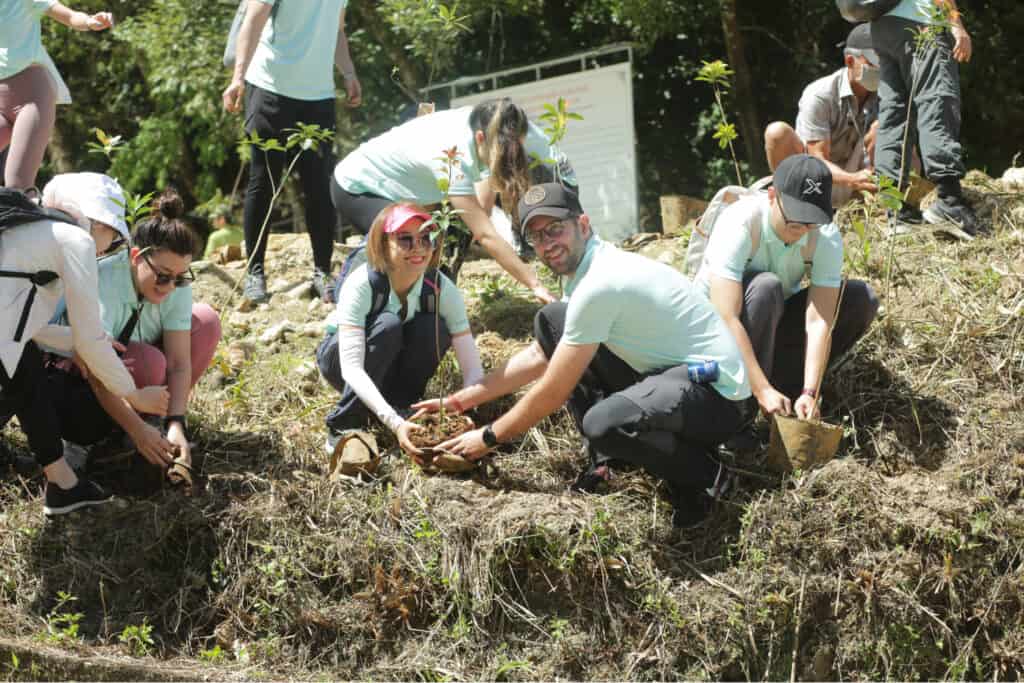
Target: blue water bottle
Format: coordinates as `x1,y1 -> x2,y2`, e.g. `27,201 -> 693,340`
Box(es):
687,360 -> 719,383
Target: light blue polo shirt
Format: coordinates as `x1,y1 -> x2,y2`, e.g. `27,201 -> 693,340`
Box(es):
696,195 -> 844,299
334,107 -> 569,203
244,0 -> 348,101
562,238 -> 750,401
331,264 -> 470,335
0,0 -> 55,79
886,0 -> 931,24
97,250 -> 193,344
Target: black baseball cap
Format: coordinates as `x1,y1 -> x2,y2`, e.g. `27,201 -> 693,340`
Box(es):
844,23 -> 874,52
518,182 -> 584,230
774,154 -> 834,225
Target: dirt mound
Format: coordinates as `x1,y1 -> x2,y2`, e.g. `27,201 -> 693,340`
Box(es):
1,178 -> 1023,679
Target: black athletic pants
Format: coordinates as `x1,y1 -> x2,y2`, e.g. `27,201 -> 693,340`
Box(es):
534,303 -> 749,491
243,83 -> 336,275
0,343 -> 62,467
329,175 -> 391,236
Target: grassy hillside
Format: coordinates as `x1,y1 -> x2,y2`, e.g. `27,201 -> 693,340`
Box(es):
0,173 -> 1022,680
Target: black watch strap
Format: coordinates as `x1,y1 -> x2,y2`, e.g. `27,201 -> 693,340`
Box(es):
164,414 -> 187,432
482,423 -> 499,448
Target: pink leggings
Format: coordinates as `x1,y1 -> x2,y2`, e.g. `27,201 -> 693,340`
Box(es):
122,303 -> 222,389
0,65 -> 56,190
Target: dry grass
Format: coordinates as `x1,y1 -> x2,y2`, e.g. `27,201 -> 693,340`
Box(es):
0,173 -> 1022,680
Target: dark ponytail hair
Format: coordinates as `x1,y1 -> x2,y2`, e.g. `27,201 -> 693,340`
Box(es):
133,188 -> 197,257
469,98 -> 530,222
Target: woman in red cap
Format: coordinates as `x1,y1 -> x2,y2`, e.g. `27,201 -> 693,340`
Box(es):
316,202 -> 483,457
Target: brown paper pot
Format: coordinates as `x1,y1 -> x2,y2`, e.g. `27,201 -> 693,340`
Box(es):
766,414 -> 843,473
329,431 -> 380,479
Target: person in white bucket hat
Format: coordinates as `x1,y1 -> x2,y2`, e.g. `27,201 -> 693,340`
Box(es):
42,172 -> 130,255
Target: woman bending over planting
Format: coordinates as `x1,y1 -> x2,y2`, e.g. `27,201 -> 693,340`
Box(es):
50,189 -> 221,473
317,202 -> 483,458
332,97 -> 576,304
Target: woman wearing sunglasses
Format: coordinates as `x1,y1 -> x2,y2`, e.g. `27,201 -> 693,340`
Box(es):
331,97 -> 575,305
50,189 -> 221,475
317,202 -> 483,457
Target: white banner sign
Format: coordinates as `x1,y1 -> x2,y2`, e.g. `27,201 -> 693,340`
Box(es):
452,62 -> 638,242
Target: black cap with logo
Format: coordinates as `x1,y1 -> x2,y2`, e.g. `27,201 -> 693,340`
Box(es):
517,182 -> 584,229
773,154 -> 834,225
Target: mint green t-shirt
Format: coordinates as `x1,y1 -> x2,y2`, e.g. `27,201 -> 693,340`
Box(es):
886,0 -> 932,24
97,251 -> 193,344
334,107 -> 569,203
244,0 -> 348,101
331,264 -> 470,335
0,0 -> 55,79
695,195 -> 844,299
562,238 -> 751,401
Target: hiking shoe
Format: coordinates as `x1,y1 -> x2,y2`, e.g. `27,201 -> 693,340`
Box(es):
243,268 -> 269,304
885,206 -> 924,236
43,478 -> 112,517
923,195 -> 982,236
570,462 -> 612,493
721,424 -> 764,458
324,428 -> 357,456
704,463 -> 734,500
311,268 -> 334,304
666,483 -> 711,529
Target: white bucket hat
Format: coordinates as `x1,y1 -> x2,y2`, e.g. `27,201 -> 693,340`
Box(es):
41,172 -> 130,242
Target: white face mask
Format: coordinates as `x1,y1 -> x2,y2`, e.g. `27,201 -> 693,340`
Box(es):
856,62 -> 880,92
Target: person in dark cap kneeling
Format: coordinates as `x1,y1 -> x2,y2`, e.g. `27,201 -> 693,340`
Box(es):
696,155 -> 879,424
413,183 -> 754,527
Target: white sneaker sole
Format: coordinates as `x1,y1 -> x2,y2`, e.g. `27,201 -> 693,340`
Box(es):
43,496 -> 113,517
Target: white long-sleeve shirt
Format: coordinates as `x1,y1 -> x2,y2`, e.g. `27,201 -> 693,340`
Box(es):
0,218 -> 135,396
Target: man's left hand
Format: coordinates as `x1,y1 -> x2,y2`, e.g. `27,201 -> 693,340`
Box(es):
952,25 -> 972,63
436,428 -> 491,461
794,394 -> 820,420
344,76 -> 362,107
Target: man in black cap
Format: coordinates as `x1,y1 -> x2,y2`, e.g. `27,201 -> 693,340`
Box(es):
416,183 -> 754,527
695,154 -> 879,419
764,23 -> 881,208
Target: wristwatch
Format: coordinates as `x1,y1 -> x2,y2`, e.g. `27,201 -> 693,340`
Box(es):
164,415 -> 187,432
481,423 -> 499,448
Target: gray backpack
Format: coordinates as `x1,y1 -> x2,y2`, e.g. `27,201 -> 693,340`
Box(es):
223,0 -> 283,69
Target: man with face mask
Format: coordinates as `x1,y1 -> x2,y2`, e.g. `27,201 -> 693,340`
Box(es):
764,24 -> 881,208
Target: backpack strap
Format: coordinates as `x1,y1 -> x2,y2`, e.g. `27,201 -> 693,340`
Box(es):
420,268 -> 440,315
801,229 -> 819,280
366,268 -> 391,323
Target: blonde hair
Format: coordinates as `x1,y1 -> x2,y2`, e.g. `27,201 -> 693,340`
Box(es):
365,202 -> 441,273
469,98 -> 530,223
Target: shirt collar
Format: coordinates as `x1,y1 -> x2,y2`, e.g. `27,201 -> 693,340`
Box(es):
108,250 -> 140,304
564,236 -> 602,297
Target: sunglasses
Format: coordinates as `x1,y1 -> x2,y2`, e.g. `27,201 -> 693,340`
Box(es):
104,236 -> 127,255
140,248 -> 195,287
390,231 -> 434,252
524,220 -> 571,248
777,200 -> 819,232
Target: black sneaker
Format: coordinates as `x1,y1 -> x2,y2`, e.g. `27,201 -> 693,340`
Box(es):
311,268 -> 333,303
243,268 -> 269,304
721,424 -> 764,458
923,195 -> 981,236
43,478 -> 113,517
666,482 -> 711,529
885,205 -> 924,236
570,462 -> 611,493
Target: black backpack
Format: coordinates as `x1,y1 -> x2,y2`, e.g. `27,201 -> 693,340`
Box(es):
836,0 -> 900,22
0,188 -> 74,342
335,243 -> 440,324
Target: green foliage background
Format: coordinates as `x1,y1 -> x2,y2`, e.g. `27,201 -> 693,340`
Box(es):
40,0 -> 1024,227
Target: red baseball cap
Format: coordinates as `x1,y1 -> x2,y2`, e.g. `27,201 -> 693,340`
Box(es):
382,205 -> 431,234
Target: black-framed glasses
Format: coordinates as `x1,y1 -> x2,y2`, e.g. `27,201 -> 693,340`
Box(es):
140,248 -> 195,287
776,200 -> 819,232
523,220 -> 571,248
104,236 -> 127,255
391,231 -> 434,253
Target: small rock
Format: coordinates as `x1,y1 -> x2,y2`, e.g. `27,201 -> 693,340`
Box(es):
295,361 -> 319,382
308,298 -> 327,313
259,320 -> 295,344
235,297 -> 255,313
285,280 -> 314,300
268,278 -> 293,295
300,322 -> 323,337
206,369 -> 228,388
226,341 -> 255,370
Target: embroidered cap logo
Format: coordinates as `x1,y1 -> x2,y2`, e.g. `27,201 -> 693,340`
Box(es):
524,186 -> 547,205
803,178 -> 824,197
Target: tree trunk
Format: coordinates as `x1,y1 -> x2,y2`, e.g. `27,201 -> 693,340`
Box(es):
47,124 -> 75,175
720,0 -> 763,176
